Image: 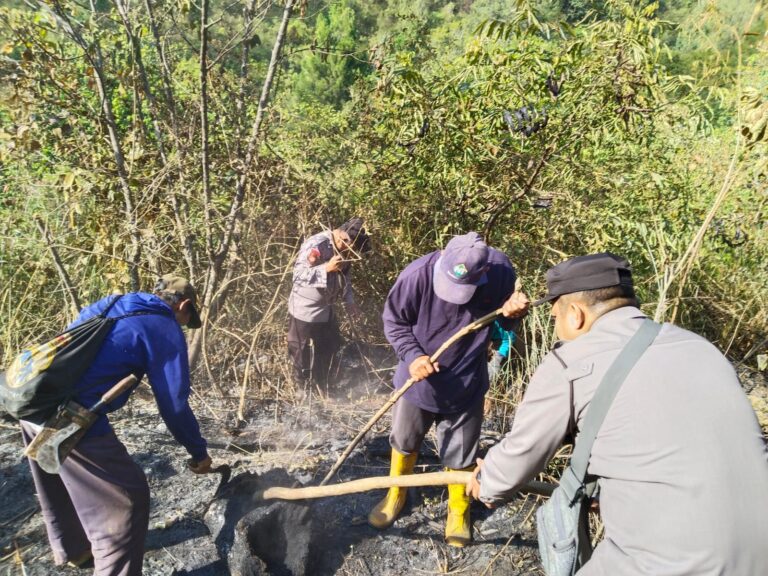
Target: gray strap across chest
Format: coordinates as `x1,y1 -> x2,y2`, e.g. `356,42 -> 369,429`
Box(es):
559,318 -> 662,503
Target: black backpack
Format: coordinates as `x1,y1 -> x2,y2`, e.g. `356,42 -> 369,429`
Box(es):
0,295 -> 156,423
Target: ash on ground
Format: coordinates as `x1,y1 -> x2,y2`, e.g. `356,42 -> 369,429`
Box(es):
2,351 -> 764,575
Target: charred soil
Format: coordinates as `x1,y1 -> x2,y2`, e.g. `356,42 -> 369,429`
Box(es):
1,352 -> 765,575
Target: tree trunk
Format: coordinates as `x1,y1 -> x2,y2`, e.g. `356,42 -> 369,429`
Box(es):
48,0 -> 142,290
188,0 -> 296,369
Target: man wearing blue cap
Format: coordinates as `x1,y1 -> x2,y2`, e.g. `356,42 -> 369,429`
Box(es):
368,232 -> 529,546
467,253 -> 768,574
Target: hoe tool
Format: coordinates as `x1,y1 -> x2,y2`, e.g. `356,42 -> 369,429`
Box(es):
24,374 -> 138,474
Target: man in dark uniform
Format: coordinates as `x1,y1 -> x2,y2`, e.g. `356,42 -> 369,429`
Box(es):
287,218 -> 370,388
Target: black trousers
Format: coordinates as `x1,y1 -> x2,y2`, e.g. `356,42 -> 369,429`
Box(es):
287,314 -> 342,385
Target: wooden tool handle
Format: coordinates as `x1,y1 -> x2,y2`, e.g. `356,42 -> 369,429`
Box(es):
265,471 -> 471,500
92,374 -> 139,410
263,471 -> 555,501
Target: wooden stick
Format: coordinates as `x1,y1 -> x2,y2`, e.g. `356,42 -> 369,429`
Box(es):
90,374 -> 139,411
320,308 -> 503,485
264,471 -> 554,501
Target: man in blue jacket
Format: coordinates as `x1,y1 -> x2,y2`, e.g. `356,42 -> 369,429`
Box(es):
369,232 -> 529,546
20,275 -> 212,576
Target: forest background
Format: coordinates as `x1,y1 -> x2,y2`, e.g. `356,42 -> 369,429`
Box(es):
0,0 -> 766,416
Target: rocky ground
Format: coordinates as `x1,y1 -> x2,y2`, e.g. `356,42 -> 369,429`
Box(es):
1,350 -> 765,576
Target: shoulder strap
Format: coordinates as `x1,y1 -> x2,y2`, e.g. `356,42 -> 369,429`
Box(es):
559,318 -> 661,502
99,294 -> 124,317
111,310 -> 170,321
99,294 -> 173,322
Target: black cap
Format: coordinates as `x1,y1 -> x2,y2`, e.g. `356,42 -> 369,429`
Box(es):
532,252 -> 633,306
339,217 -> 371,253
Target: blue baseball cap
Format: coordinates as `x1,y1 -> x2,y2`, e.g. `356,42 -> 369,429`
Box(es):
433,232 -> 489,305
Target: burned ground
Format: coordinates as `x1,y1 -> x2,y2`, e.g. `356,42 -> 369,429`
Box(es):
0,350 -> 546,576
1,351 -> 765,575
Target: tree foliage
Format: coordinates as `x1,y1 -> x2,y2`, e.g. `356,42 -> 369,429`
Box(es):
0,0 -> 766,385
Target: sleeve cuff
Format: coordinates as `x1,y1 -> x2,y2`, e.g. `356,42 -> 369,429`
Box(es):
402,347 -> 427,367
189,447 -> 209,462
478,480 -> 507,506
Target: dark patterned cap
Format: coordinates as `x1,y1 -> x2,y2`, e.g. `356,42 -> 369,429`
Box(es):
339,217 -> 371,253
433,232 -> 490,305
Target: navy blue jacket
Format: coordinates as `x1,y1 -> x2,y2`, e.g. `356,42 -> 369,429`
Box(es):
382,249 -> 517,413
69,293 -> 208,461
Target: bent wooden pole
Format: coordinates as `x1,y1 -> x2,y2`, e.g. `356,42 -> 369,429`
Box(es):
320,308 -> 503,486
265,470 -> 554,501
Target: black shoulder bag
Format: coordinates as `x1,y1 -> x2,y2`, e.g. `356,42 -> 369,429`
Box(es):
0,295 -> 158,423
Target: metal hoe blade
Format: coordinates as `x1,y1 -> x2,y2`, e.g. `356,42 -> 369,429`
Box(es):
34,421 -> 81,474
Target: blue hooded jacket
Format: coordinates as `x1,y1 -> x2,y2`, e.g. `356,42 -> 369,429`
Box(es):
69,292 -> 208,461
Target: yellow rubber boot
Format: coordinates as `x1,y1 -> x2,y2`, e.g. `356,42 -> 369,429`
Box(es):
66,550 -> 93,569
445,469 -> 473,547
368,449 -> 418,529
